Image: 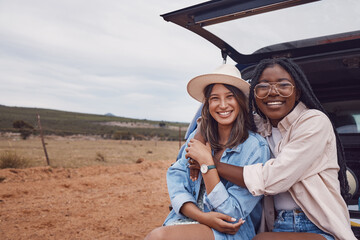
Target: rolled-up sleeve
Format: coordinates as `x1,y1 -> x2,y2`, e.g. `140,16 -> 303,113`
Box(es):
205,181 -> 229,209
243,162 -> 267,196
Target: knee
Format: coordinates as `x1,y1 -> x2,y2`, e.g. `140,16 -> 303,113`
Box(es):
252,232 -> 271,240
144,227 -> 167,240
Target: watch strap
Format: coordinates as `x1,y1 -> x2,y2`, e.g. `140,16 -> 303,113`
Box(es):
207,165 -> 216,170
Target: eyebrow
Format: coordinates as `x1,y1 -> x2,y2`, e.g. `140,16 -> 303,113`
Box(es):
210,91 -> 233,96
259,78 -> 291,82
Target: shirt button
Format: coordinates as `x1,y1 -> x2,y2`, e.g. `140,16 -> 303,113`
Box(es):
193,191 -> 196,195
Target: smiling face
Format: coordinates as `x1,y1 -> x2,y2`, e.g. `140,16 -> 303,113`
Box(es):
255,64 -> 299,127
208,84 -> 240,129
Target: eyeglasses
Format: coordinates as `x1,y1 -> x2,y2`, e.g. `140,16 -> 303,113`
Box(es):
254,81 -> 295,99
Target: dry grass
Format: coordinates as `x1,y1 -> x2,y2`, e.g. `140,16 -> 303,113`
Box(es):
0,150 -> 30,169
0,134 -> 182,168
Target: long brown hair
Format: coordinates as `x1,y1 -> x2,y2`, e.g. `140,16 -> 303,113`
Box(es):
200,83 -> 250,153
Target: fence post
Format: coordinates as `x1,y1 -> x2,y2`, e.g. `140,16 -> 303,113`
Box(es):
37,114 -> 50,166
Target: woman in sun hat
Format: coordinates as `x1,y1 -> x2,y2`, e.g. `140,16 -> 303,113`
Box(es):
144,64 -> 270,240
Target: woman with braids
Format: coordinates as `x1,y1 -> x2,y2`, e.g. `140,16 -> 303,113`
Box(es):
145,64 -> 270,240
190,58 -> 355,239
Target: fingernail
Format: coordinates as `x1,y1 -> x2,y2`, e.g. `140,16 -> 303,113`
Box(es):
231,217 -> 236,222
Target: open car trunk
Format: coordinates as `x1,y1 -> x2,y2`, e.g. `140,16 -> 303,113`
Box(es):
162,0 -> 360,237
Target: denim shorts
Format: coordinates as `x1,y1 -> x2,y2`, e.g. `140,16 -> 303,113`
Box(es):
273,209 -> 334,240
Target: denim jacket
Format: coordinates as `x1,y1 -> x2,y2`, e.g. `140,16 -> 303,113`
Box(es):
164,131 -> 270,239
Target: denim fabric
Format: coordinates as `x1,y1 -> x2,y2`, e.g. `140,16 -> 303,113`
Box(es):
273,209 -> 334,240
163,130 -> 270,240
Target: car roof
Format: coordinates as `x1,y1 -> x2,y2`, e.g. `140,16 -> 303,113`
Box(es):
161,0 -> 360,66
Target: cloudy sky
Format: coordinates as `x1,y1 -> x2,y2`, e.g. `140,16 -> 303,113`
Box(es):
0,0 -> 359,123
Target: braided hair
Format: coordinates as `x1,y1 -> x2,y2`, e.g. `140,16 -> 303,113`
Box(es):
248,57 -> 350,202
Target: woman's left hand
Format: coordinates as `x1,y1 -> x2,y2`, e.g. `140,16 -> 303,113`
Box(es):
185,139 -> 213,166
199,211 -> 244,234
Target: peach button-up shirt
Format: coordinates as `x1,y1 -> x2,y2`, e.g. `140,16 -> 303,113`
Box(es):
244,102 -> 356,240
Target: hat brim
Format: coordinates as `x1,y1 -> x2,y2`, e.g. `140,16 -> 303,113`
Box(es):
187,73 -> 250,102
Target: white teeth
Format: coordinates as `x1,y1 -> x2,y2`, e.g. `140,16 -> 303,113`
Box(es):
267,102 -> 282,105
219,111 -> 231,116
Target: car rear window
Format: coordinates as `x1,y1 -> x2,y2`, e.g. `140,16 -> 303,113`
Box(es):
204,0 -> 360,54
324,100 -> 360,134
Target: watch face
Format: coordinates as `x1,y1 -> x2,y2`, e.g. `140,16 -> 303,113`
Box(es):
200,164 -> 208,174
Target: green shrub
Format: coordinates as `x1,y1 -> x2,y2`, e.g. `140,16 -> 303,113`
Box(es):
13,120 -> 34,140
0,151 -> 29,169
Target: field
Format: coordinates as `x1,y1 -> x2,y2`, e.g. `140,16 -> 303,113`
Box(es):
0,135 -> 182,239
0,105 -> 188,141
0,134 -> 182,168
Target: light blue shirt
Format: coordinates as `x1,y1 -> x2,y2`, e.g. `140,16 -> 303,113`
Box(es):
164,131 -> 270,240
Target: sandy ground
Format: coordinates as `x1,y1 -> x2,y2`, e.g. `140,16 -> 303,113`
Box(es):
0,160 -> 173,240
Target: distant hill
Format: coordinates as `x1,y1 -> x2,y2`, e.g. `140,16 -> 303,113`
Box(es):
105,113 -> 116,117
0,105 -> 189,141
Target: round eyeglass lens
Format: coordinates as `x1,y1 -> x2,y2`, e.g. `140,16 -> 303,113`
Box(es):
254,83 -> 270,98
276,82 -> 293,97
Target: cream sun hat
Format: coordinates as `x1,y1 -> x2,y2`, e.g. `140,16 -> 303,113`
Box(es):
187,64 -> 250,102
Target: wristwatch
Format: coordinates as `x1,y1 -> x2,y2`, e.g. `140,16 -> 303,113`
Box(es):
200,164 -> 216,174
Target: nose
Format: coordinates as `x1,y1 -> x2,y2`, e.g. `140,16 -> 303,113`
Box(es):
219,98 -> 227,108
268,84 -> 279,96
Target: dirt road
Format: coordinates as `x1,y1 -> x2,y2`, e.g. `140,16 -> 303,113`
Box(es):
0,160 -> 173,239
